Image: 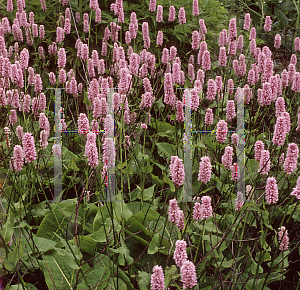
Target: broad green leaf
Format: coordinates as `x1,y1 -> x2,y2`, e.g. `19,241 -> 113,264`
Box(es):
156,142 -> 175,158
147,233 -> 160,254
32,237 -> 57,253
138,271 -> 151,290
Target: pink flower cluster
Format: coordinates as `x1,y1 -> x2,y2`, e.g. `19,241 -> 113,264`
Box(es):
198,156 -> 212,184
265,177 -> 279,204
169,156 -> 185,187
278,226 -> 289,251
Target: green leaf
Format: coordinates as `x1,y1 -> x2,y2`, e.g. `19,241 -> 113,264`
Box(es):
147,233 -> 160,254
4,244 -> 24,271
156,142 -> 175,158
165,265 -> 178,288
77,235 -> 97,255
141,185 -> 156,201
138,271 -> 151,290
32,237 -> 57,253
0,213 -> 14,244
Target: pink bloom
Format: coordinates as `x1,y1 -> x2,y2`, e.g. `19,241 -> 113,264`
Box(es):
264,16 -> 272,32
7,0 -> 13,12
222,146 -> 233,169
142,22 -> 150,49
64,18 -> 71,34
291,176 -> 300,199
22,132 -> 37,163
259,150 -> 270,175
173,240 -> 188,267
244,13 -> 251,30
78,113 -> 89,134
248,69 -> 255,85
201,196 -> 213,218
156,31 -> 163,46
265,177 -> 278,204
90,0 -> 98,10
262,58 -> 273,83
272,116 -> 286,146
39,129 -> 49,149
176,209 -> 184,230
180,260 -> 197,289
254,140 -> 264,161
49,72 -> 56,86
192,31 -> 199,50
278,226 -> 289,251
275,97 -> 285,118
288,63 -> 296,85
193,200 -> 202,221
191,88 -> 199,110
274,34 -> 281,49
168,198 -> 179,223
102,137 -> 115,168
199,19 -> 207,36
16,125 -> 24,141
281,69 -> 289,87
249,27 -> 256,40
129,53 -> 140,76
156,5 -> 163,22
216,120 -> 227,143
231,133 -> 239,146
237,35 -> 243,51
250,39 -> 256,56
13,145 -> 24,172
168,5 -> 176,21
261,82 -> 272,106
198,156 -> 212,184
228,40 -> 236,56
228,18 -> 237,41
173,62 -> 180,84
9,109 -> 17,125
39,25 -> 45,39
228,79 -> 234,96
34,74 -> 42,94
218,46 -> 227,66
85,143 -> 99,168
292,72 -> 300,92
169,156 -> 185,186
270,75 -> 278,100
57,48 -> 66,68
282,111 -> 291,134
290,54 -> 297,66
218,30 -> 227,46
205,108 -> 213,126
56,27 -> 64,43
151,265 -> 165,290
284,143 -> 299,175
176,100 -> 184,122
206,79 -> 216,101
294,37 -> 300,51
230,163 -> 240,181
95,8 -> 101,23
178,7 -> 186,24
149,0 -> 156,11
226,100 -> 236,121
193,0 -> 199,16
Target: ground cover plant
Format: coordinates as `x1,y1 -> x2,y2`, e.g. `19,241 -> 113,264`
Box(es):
0,0 -> 300,289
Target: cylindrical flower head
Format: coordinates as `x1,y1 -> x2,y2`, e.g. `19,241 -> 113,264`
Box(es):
249,27 -> 256,40
244,13 -> 251,30
180,260 -> 197,289
292,72 -> 300,92
226,100 -> 236,121
237,35 -> 243,51
281,69 -> 289,87
13,145 -> 24,172
274,34 -> 281,49
176,209 -> 184,230
198,156 -> 212,184
178,7 -> 186,24
288,63 -> 296,85
168,5 -> 175,22
291,176 -> 300,199
265,177 -> 278,204
157,31 -> 163,46
222,146 -> 233,169
151,265 -> 165,290
235,191 -> 244,211
254,140 -> 264,161
216,120 -> 227,143
275,97 -> 286,118
168,198 -> 179,223
201,195 -> 213,218
192,31 -> 200,50
149,0 -> 156,11
284,143 -> 299,174
57,48 -> 66,68
206,79 -> 216,101
272,116 -> 286,146
176,100 -> 184,122
193,0 -> 199,16
199,19 -> 207,37
156,5 -> 163,22
205,108 -> 213,126
228,18 -> 237,41
22,132 -> 37,163
78,113 -> 89,134
278,226 -> 289,251
231,133 -> 239,146
169,156 -> 185,186
218,46 -> 227,66
264,16 -> 272,32
193,201 -> 202,221
202,50 -> 211,70
173,240 -> 188,267
259,150 -> 270,175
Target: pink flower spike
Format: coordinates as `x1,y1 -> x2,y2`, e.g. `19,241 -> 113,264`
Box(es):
294,37 -> 300,51
222,146 -> 233,169
178,7 -> 186,25
264,16 -> 272,32
169,156 -> 185,186
272,116 -> 286,146
216,120 -> 228,143
168,5 -> 175,22
193,0 -> 199,16
291,176 -> 300,199
180,260 -> 197,289
173,240 -> 188,267
244,13 -> 251,30
149,0 -> 156,12
198,156 -> 212,184
13,145 -> 24,172
284,143 -> 299,175
156,5 -> 163,22
218,46 -> 227,66
274,34 -> 281,49
254,140 -> 264,161
265,177 -> 278,204
193,201 -> 202,221
259,150 -> 271,175
22,132 -> 37,163
201,195 -> 213,218
205,108 -> 213,126
151,265 -> 165,290
226,100 -> 236,121
278,226 -> 289,251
